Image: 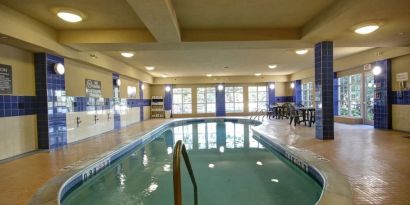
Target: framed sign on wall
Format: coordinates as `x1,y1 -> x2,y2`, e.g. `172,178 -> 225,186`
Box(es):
85,79 -> 102,98
0,64 -> 12,95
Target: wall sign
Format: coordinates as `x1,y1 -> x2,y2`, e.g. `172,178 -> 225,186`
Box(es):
85,79 -> 102,98
0,64 -> 12,94
396,72 -> 408,82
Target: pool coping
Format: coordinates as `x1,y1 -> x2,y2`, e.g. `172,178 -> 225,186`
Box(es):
31,117 -> 352,205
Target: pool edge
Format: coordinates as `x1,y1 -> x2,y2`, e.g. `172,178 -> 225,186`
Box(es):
41,117 -> 350,205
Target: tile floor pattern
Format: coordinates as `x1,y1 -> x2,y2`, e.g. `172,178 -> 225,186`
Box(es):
0,118 -> 409,205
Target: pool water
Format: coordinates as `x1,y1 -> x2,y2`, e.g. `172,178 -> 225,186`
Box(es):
62,121 -> 322,205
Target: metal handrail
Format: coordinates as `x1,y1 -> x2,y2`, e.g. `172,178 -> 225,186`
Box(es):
173,140 -> 198,205
250,108 -> 267,121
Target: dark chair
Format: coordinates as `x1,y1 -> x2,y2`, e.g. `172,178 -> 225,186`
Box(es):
289,105 -> 303,126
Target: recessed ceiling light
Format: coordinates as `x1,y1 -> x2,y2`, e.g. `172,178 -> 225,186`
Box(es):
57,9 -> 83,23
254,73 -> 262,76
145,66 -> 155,71
354,24 -> 379,35
206,74 -> 213,77
121,52 -> 134,58
268,64 -> 277,69
295,49 -> 308,55
162,74 -> 168,78
372,66 -> 382,75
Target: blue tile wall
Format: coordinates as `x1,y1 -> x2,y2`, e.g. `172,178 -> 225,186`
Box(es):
373,59 -> 392,129
268,83 -> 276,105
126,99 -> 151,107
139,80 -> 144,121
112,73 -> 121,129
294,80 -> 302,105
333,72 -> 339,116
392,90 -> 410,104
34,53 -> 67,149
0,95 -> 36,117
216,84 -> 226,116
314,41 -> 334,140
164,84 -> 173,111
275,96 -> 293,103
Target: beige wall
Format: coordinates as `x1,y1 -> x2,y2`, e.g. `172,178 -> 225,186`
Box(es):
391,54 -> 410,91
65,59 -> 113,98
0,44 -> 37,160
0,115 -> 37,160
0,44 -> 35,96
275,82 -> 293,96
119,76 -> 139,99
151,84 -> 165,97
391,55 -> 410,132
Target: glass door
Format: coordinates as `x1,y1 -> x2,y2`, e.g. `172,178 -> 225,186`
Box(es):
363,72 -> 375,125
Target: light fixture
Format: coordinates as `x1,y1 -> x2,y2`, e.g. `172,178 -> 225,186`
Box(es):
254,73 -> 262,76
268,64 -> 277,69
141,84 -> 145,90
217,84 -> 224,91
121,52 -> 134,58
269,83 -> 275,90
219,146 -> 225,153
53,63 -> 65,75
167,147 -> 173,154
206,74 -> 213,77
162,74 -> 168,78
372,66 -> 382,75
114,78 -> 121,86
145,66 -> 155,71
165,85 -> 171,92
295,49 -> 308,55
270,178 -> 279,183
57,9 -> 83,23
354,24 -> 379,35
256,161 -> 263,166
208,163 -> 215,168
290,82 -> 295,88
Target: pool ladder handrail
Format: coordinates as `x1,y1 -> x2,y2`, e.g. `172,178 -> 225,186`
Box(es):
173,140 -> 198,205
250,108 -> 267,121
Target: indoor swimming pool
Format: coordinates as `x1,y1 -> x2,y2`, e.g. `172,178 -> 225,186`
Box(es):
61,120 -> 322,205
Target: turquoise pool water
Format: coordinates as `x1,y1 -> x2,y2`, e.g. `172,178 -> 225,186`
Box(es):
62,121 -> 322,205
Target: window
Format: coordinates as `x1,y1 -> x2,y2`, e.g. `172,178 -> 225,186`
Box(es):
301,82 -> 313,107
338,74 -> 362,117
197,87 -> 216,113
172,88 -> 192,114
248,86 -> 267,112
225,86 -> 244,112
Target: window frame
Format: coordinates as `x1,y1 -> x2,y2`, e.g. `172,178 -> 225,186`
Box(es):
196,87 -> 216,113
301,82 -> 314,107
338,73 -> 362,117
172,88 -> 192,114
248,85 -> 268,112
225,86 -> 244,113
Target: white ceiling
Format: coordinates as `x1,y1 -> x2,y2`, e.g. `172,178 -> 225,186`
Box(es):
106,47 -> 372,77
0,0 -> 409,77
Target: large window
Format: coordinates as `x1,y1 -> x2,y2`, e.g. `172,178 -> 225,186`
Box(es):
197,87 -> 216,113
301,82 -> 314,107
225,86 -> 244,113
172,88 -> 192,114
248,86 -> 267,112
338,74 -> 361,117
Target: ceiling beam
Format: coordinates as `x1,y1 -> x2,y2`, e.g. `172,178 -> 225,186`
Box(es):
126,0 -> 181,43
182,28 -> 301,41
59,29 -> 156,44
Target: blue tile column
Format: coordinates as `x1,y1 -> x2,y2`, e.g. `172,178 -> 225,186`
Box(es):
112,73 -> 121,129
216,84 -> 226,116
268,82 -> 276,105
373,59 -> 392,129
333,72 -> 339,116
314,41 -> 334,140
294,80 -> 302,105
34,53 -> 67,149
164,84 -> 173,117
139,80 -> 144,121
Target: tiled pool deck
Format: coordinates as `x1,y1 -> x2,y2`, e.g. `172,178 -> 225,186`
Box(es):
0,118 -> 409,205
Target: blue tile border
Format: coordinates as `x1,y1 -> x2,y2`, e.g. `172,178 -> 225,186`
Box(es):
275,96 -> 293,103
0,95 -> 36,117
392,90 -> 410,105
268,82 -> 276,105
373,59 -> 392,129
294,80 -> 302,105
